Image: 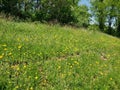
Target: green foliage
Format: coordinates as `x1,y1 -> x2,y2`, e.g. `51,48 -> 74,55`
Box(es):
88,24 -> 99,31
74,5 -> 90,27
90,0 -> 120,37
0,0 -> 90,26
0,19 -> 120,90
90,0 -> 106,31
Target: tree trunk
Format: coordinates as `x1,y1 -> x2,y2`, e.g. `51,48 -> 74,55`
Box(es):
99,14 -> 104,31
108,16 -> 112,34
117,18 -> 120,36
98,0 -> 104,31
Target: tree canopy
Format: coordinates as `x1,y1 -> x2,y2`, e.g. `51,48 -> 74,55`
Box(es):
90,0 -> 120,36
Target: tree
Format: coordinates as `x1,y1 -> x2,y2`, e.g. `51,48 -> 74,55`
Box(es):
90,0 -> 120,37
0,0 -> 18,15
90,0 -> 106,31
35,0 -> 80,23
115,0 -> 120,36
74,5 -> 90,27
0,0 -> 90,27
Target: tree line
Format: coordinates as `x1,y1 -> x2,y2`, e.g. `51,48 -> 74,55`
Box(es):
0,0 -> 89,27
91,0 -> 120,37
0,0 -> 120,37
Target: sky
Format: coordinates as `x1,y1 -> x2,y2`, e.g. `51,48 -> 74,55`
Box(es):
79,0 -> 96,24
79,0 -> 91,7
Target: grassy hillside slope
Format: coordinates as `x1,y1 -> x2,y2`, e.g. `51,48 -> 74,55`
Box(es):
0,19 -> 120,90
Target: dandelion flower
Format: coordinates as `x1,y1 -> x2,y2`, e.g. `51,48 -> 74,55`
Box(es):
4,48 -> 7,51
23,65 -> 27,68
18,45 -> 22,49
35,76 -> 38,80
17,38 -> 20,41
8,52 -> 12,56
2,44 -> 7,47
15,86 -> 19,89
100,72 -> 103,75
0,55 -> 3,59
17,67 -> 20,71
30,87 -> 33,90
110,78 -> 112,80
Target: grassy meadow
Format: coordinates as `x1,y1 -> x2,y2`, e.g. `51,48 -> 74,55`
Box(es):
0,19 -> 120,90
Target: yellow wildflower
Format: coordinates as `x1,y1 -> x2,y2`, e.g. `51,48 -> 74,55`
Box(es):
30,87 -> 33,90
43,79 -> 47,83
104,64 -> 107,67
74,61 -> 79,65
15,85 -> 19,89
0,55 -> 3,59
100,72 -> 103,75
23,65 -> 27,68
2,44 -> 7,47
4,48 -> 7,51
58,66 -> 61,69
17,67 -> 20,71
110,78 -> 112,80
96,61 -> 99,64
61,74 -> 65,78
25,38 -> 29,41
70,65 -> 73,68
107,54 -> 110,58
18,45 -> 22,49
35,76 -> 38,80
17,38 -> 20,41
8,52 -> 12,56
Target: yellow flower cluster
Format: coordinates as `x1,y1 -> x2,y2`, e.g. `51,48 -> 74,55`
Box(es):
0,55 -> 3,59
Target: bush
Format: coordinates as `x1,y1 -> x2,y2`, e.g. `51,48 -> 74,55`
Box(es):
88,25 -> 99,31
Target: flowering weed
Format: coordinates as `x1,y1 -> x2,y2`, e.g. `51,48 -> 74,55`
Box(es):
0,19 -> 120,90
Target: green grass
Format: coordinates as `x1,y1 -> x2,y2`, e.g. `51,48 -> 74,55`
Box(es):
0,19 -> 120,90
